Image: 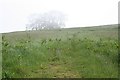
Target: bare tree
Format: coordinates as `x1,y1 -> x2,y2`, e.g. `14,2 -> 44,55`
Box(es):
26,11 -> 66,30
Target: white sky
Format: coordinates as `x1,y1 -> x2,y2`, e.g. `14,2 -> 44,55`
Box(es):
0,0 -> 119,33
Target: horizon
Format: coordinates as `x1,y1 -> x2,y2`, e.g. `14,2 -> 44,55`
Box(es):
1,24 -> 118,33
0,0 -> 119,33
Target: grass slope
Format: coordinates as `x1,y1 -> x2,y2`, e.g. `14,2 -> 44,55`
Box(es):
2,24 -> 119,78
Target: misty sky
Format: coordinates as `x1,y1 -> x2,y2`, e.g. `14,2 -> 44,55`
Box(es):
0,0 -> 119,33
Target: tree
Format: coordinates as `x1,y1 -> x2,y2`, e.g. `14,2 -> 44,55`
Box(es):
26,11 -> 66,30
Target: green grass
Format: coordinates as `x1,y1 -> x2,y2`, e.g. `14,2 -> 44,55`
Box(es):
2,24 -> 119,78
0,34 -> 2,79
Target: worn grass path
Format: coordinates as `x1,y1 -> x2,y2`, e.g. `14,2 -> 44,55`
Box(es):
27,61 -> 81,78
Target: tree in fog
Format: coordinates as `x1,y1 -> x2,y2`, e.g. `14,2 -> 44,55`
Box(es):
26,11 -> 66,30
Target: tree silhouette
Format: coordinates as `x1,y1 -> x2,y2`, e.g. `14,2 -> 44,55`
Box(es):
26,11 -> 66,30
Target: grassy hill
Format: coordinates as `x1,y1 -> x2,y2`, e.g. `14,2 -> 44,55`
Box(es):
2,24 -> 119,78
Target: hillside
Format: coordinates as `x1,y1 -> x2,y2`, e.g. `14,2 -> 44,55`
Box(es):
2,24 -> 119,78
3,24 -> 118,41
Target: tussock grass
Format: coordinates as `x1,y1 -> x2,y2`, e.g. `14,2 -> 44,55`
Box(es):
2,35 -> 118,78
2,25 -> 119,78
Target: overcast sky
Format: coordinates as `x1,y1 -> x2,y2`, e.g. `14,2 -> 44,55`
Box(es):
0,0 -> 119,33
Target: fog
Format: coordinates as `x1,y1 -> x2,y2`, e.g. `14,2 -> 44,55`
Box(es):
0,0 -> 119,33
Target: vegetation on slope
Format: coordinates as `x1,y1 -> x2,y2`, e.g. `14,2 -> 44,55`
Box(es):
2,25 -> 119,78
